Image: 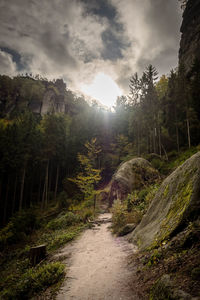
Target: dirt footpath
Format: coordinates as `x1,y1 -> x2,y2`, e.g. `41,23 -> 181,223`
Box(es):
56,213 -> 139,300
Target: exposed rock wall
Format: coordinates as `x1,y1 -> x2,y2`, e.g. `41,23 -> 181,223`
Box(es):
40,90 -> 65,115
129,152 -> 200,250
179,0 -> 200,70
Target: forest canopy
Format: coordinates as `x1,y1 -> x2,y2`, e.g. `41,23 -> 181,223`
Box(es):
0,58 -> 200,225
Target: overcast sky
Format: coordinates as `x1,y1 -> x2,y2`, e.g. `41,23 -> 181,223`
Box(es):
0,0 -> 182,98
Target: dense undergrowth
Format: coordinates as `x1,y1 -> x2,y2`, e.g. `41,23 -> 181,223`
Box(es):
111,146 -> 200,236
112,147 -> 200,299
0,196 -> 97,299
111,147 -> 200,299
111,184 -> 159,235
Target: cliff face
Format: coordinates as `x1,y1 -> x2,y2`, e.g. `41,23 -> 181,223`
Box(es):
179,0 -> 200,70
130,152 -> 200,250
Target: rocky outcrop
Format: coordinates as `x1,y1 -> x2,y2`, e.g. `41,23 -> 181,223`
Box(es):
150,274 -> 197,300
118,224 -> 136,236
108,158 -> 159,207
130,152 -> 200,250
179,0 -> 200,71
40,90 -> 65,115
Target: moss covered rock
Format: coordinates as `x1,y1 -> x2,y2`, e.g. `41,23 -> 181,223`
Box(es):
130,152 -> 200,250
108,158 -> 159,206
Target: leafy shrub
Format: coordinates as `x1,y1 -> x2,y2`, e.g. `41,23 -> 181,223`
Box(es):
145,184 -> 159,204
48,230 -> 81,251
79,207 -> 94,223
82,198 -> 94,208
125,210 -> 142,225
147,249 -> 162,267
46,212 -> 81,230
111,200 -> 127,234
151,158 -> 165,173
57,191 -> 71,210
125,186 -> 156,214
0,210 -> 37,249
1,262 -> 65,299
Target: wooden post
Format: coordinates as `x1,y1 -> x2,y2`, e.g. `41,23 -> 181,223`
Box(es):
29,244 -> 47,266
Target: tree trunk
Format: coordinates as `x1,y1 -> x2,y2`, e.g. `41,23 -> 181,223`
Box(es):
158,127 -> 162,157
161,143 -> 168,161
153,127 -> 156,154
30,175 -> 34,206
175,106 -> 180,152
0,179 -> 2,208
186,118 -> 191,149
41,160 -> 49,210
38,173 -> 42,204
94,194 -> 96,210
54,165 -> 60,201
12,174 -> 17,214
48,164 -> 52,203
19,164 -> 26,211
41,178 -> 46,210
3,178 -> 10,225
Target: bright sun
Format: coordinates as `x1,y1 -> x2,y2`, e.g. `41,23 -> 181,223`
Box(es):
81,73 -> 122,107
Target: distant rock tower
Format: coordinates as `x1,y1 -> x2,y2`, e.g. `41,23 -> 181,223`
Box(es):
178,0 -> 188,10
179,0 -> 200,71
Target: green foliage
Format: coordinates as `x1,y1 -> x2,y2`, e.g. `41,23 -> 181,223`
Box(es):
147,249 -> 162,267
111,199 -> 143,235
0,210 -> 37,248
111,200 -> 127,234
79,208 -> 94,223
125,184 -> 159,215
46,212 -> 81,230
168,147 -> 199,170
150,158 -> 165,173
48,228 -> 83,251
149,277 -> 173,300
1,262 -> 65,299
68,138 -> 101,200
57,191 -> 72,210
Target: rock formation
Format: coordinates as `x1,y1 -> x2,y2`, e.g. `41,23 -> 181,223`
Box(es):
130,152 -> 200,250
179,0 -> 200,71
108,158 -> 159,207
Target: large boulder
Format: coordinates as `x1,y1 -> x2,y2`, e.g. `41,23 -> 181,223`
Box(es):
108,158 -> 159,207
129,152 -> 200,250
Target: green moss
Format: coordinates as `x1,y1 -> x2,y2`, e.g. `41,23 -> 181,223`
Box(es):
150,180 -> 193,249
147,249 -> 162,267
163,185 -> 169,198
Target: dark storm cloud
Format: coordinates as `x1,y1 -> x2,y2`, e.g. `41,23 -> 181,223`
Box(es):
0,0 -> 182,93
81,0 -> 117,20
0,47 -> 24,71
101,29 -> 128,61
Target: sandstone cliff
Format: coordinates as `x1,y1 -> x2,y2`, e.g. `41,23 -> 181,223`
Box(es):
130,152 -> 200,250
179,0 -> 200,70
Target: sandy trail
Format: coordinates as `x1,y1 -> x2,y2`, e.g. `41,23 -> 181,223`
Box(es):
56,213 -> 138,300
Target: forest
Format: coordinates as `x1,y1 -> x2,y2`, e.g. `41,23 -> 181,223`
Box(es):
0,59 -> 200,225
0,58 -> 200,299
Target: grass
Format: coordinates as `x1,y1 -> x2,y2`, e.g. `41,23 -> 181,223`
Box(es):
1,262 -> 65,300
0,199 -> 97,299
110,182 -> 161,235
